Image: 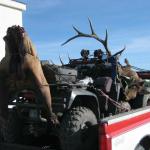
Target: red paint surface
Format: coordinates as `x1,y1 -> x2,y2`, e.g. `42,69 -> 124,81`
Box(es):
137,72 -> 150,79
99,111 -> 150,150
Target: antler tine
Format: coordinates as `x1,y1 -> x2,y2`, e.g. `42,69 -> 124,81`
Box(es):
61,24 -> 97,46
113,46 -> 126,57
103,30 -> 111,56
61,34 -> 80,46
87,18 -> 104,43
61,25 -> 86,46
72,26 -> 83,34
61,20 -> 111,57
93,29 -> 111,56
88,20 -> 111,56
59,55 -> 64,65
88,18 -> 96,35
67,52 -> 71,62
61,20 -> 101,46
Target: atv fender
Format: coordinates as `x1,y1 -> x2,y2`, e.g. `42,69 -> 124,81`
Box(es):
67,88 -> 100,119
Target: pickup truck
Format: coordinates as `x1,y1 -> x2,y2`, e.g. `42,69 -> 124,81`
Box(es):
99,106 -> 150,150
1,105 -> 150,150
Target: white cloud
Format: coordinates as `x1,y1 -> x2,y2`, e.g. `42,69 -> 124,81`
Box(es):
126,36 -> 150,53
34,40 -> 67,64
116,36 -> 150,69
35,41 -> 61,50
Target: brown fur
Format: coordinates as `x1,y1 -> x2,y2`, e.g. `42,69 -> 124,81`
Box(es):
0,26 -> 55,122
118,59 -> 144,101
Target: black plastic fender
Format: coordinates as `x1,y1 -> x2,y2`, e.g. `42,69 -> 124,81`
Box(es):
67,88 -> 100,120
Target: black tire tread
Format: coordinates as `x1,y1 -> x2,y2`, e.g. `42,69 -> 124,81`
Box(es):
59,106 -> 97,150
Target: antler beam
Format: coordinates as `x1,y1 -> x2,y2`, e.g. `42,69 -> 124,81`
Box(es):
62,19 -> 126,57
62,19 -> 112,56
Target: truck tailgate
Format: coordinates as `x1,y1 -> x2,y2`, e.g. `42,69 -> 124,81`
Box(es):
99,106 -> 150,150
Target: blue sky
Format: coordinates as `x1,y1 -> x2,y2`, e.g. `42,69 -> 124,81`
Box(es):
18,0 -> 150,70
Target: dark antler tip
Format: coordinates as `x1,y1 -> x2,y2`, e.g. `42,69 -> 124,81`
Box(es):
72,26 -> 76,30
61,43 -> 65,46
88,17 -> 91,22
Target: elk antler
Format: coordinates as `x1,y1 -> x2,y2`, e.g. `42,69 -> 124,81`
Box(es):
113,46 -> 126,57
59,55 -> 64,65
67,53 -> 71,62
62,19 -> 112,56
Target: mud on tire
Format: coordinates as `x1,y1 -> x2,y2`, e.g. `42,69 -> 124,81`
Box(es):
59,106 -> 98,150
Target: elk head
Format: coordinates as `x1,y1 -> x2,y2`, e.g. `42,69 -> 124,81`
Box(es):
124,79 -> 144,101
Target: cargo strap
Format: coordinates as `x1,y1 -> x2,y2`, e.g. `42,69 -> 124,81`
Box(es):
97,89 -> 130,112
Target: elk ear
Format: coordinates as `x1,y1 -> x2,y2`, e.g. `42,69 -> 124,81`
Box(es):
124,58 -> 130,66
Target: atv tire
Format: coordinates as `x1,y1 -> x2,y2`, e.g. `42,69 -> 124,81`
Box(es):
59,106 -> 98,150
